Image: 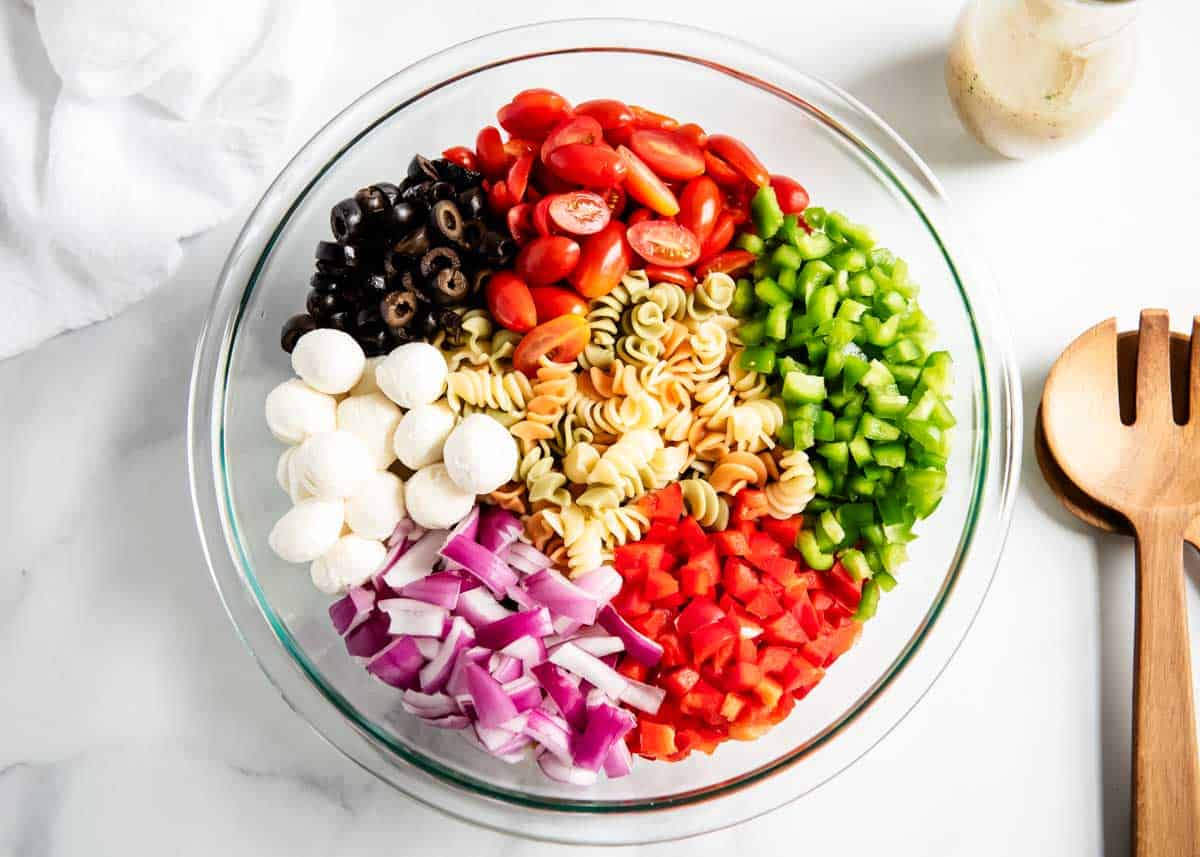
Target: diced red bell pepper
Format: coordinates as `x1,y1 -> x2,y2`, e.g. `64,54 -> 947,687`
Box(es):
743,586 -> 784,619
675,597 -> 725,636
723,660 -> 762,692
634,482 -> 685,522
611,585 -> 651,617
728,713 -> 773,741
617,656 -> 649,682
795,570 -> 822,590
676,516 -> 710,554
737,637 -> 758,663
679,547 -> 720,597
825,621 -> 863,664
614,542 -> 665,578
710,637 -> 737,672
643,566 -> 680,602
713,528 -> 751,558
675,725 -> 723,756
655,591 -> 687,610
690,619 -> 738,665
789,589 -> 822,640
780,653 -> 825,694
658,632 -> 687,668
727,606 -> 764,642
810,590 -> 834,613
681,679 -> 725,723
799,635 -> 834,668
642,520 -> 680,547
752,676 -> 784,708
756,645 -> 793,675
824,562 -> 863,611
747,532 -> 785,572
763,610 -> 810,646
632,608 -> 671,638
638,721 -> 678,757
732,488 -> 769,522
722,557 -> 759,602
760,515 -> 804,549
662,665 -> 702,697
759,555 -> 799,586
720,692 -> 748,721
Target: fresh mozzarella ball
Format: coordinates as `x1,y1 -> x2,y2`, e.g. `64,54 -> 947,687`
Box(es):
311,534 -> 387,593
265,378 -> 337,444
394,402 -> 456,470
376,342 -> 447,408
337,392 -> 402,469
349,356 -> 383,396
405,463 -> 476,529
291,328 -> 365,394
268,498 -> 344,563
345,471 -> 406,539
289,431 -> 373,499
276,447 -> 294,495
442,413 -> 519,495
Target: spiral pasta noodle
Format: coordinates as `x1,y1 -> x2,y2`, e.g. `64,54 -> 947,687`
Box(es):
764,449 -> 816,518
688,271 -> 736,320
707,450 -> 770,496
445,367 -> 532,415
510,360 -> 577,452
579,270 -> 649,369
680,478 -> 730,530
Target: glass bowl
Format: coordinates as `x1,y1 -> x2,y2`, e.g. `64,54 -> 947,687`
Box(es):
188,18 -> 1021,845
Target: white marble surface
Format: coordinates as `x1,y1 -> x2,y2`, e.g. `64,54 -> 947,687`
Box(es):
3,1 -> 1199,854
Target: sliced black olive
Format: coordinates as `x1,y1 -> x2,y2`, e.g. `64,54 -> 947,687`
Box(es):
358,325 -> 391,357
392,225 -> 431,259
479,231 -> 517,267
433,308 -> 464,344
460,218 -> 486,251
416,309 -> 441,339
307,290 -> 341,319
429,268 -> 469,305
429,200 -> 465,245
400,180 -> 429,202
355,304 -> 382,330
315,240 -> 362,271
435,159 -> 482,190
380,288 -> 419,329
419,246 -> 461,280
361,272 -> 389,297
406,154 -> 440,182
470,267 -> 493,296
327,310 -> 353,332
280,314 -> 317,353
376,182 -> 401,205
457,187 -> 486,219
428,181 -> 456,202
330,198 -> 365,243
388,200 -> 422,233
354,185 -> 392,217
310,271 -> 344,293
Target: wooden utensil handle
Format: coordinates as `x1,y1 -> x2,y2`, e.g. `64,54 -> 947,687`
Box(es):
1133,519 -> 1200,857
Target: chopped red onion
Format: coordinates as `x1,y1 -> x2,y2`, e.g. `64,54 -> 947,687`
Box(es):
424,714 -> 470,730
476,607 -> 554,650
447,505 -> 480,545
504,583 -> 538,611
522,707 -> 574,765
569,635 -> 625,658
400,690 -> 458,719
602,738 -> 634,778
537,753 -> 598,786
502,675 -> 543,712
382,528 -> 447,589
439,531 -> 517,596
531,663 -> 587,731
617,677 -> 666,715
378,598 -> 448,638
524,568 -> 602,623
465,663 -> 520,728
344,611 -> 392,658
413,637 -> 442,660
505,540 -> 552,575
445,646 -> 490,697
597,604 -> 664,667
549,642 -> 628,700
552,615 -> 583,637
477,505 -> 523,554
487,652 -> 523,684
474,721 -> 521,753
328,586 -> 376,636
573,566 -> 623,604
385,518 -> 418,549
419,616 -> 475,693
399,572 -> 462,609
366,636 -> 423,688
499,634 -> 546,667
454,586 -> 512,628
572,703 -> 636,772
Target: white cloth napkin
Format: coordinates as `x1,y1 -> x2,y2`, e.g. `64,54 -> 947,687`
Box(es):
0,0 -> 331,359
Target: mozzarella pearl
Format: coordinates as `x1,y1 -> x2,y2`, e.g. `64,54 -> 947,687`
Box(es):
404,463 -> 475,529
310,535 -> 386,594
291,328 -> 365,394
349,356 -> 383,396
442,413 -> 518,495
265,378 -> 337,445
394,402 -> 456,470
345,471 -> 406,540
289,431 -> 373,499
275,447 -> 311,503
376,342 -> 447,408
268,498 -> 344,563
337,392 -> 402,469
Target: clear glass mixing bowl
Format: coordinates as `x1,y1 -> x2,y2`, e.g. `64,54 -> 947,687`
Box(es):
188,18 -> 1022,845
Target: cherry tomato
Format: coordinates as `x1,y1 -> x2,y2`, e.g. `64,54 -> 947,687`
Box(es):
545,143 -> 627,188
531,159 -> 575,195
487,179 -> 513,215
475,126 -> 509,178
485,271 -> 537,333
769,174 -> 810,214
601,185 -> 627,219
644,265 -> 696,290
630,105 -> 679,131
569,221 -> 633,298
548,191 -> 611,235
676,176 -> 723,246
507,152 -> 534,202
700,210 -> 737,258
626,220 -> 701,268
626,207 -> 653,226
540,116 -> 603,162
507,202 -> 537,245
442,146 -> 477,170
695,250 -> 756,277
629,129 -> 705,181
676,122 -> 708,148
702,149 -> 745,188
575,99 -> 635,131
497,89 -> 572,140
513,314 -> 590,376
706,134 -> 770,187
533,195 -> 556,236
529,285 -> 588,322
617,145 -> 679,216
503,138 -> 537,160
515,235 -> 582,286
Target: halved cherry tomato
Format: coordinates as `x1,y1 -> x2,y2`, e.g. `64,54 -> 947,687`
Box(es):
695,249 -> 756,277
575,99 -> 634,131
506,203 -> 536,245
545,143 -> 627,188
475,126 -> 509,178
769,174 -> 810,214
627,220 -> 701,268
702,149 -> 744,188
485,271 -> 536,333
629,129 -> 705,181
503,137 -> 537,160
676,176 -> 723,246
699,210 -> 737,258
441,146 -> 477,170
506,152 -> 534,202
540,116 -> 603,162
644,265 -> 696,290
569,220 -> 632,298
531,159 -> 574,195
512,314 -> 590,376
630,104 -> 679,131
529,285 -> 587,323
515,235 -> 581,286
600,185 -> 626,218
706,134 -> 770,187
487,179 -> 513,215
617,145 -> 679,216
676,122 -> 708,148
547,191 -> 610,235
533,195 -> 556,236
497,89 -> 572,140
625,207 -> 653,226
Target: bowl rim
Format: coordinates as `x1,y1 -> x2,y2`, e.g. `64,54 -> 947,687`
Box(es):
188,16 -> 1022,843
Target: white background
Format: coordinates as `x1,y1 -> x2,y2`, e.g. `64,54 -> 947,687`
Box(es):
2,1 -> 1198,855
